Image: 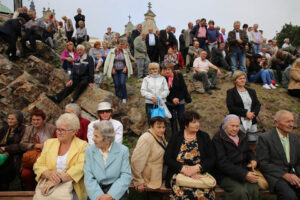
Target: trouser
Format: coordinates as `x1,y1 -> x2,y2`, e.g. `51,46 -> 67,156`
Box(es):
273,64 -> 284,83
0,156 -> 16,190
136,58 -> 149,78
66,31 -> 73,41
87,183 -> 129,200
274,178 -> 300,200
253,44 -> 261,54
265,69 -> 276,82
0,32 -> 17,57
230,47 -> 247,74
21,28 -> 41,52
56,78 -> 89,102
44,37 -> 58,49
288,89 -> 300,98
147,46 -> 159,62
249,70 -> 271,85
62,60 -> 73,73
112,69 -> 127,99
197,37 -> 208,51
208,42 -> 218,53
212,56 -> 230,70
182,47 -> 189,64
193,68 -> 218,89
167,104 -> 185,135
220,176 -> 259,200
185,54 -> 195,71
21,167 -> 36,191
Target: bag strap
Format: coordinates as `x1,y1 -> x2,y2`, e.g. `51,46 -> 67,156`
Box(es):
148,131 -> 166,150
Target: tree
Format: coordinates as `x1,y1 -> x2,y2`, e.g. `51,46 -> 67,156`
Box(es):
274,23 -> 300,48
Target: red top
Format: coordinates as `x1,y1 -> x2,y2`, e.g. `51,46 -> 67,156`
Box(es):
53,117 -> 90,142
177,52 -> 184,68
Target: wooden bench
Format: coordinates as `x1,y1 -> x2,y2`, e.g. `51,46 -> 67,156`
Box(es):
0,191 -> 35,200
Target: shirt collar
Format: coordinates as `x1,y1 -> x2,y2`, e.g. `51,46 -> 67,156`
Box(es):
276,128 -> 289,139
99,143 -> 112,154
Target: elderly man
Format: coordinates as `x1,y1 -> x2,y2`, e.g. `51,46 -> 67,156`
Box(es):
282,38 -> 291,49
47,45 -> 94,103
87,102 -> 123,144
72,20 -> 89,45
257,110 -> 300,200
228,21 -> 249,75
146,28 -> 159,62
62,16 -> 74,41
134,33 -> 149,78
74,8 -> 85,29
130,24 -> 142,55
182,22 -> 194,62
21,10 -> 46,54
211,43 -> 230,70
103,27 -> 114,44
193,51 -> 222,95
159,25 -> 176,66
0,17 -> 25,60
250,24 -> 263,54
221,28 -> 228,43
186,41 -> 203,72
190,18 -> 209,51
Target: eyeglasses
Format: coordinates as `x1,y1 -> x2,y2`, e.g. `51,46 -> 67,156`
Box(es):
56,128 -> 74,133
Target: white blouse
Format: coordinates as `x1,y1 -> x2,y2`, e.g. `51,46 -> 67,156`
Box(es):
56,151 -> 69,172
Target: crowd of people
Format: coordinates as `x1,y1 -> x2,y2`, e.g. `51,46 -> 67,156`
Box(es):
0,5 -> 300,200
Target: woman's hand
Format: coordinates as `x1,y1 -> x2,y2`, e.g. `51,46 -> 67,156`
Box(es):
112,69 -> 116,75
43,170 -> 61,185
34,143 -> 44,150
152,96 -> 158,105
97,194 -> 114,200
191,173 -> 200,180
247,160 -> 257,169
122,67 -> 127,73
66,80 -> 73,87
41,180 -> 56,195
135,183 -> 147,192
181,165 -> 199,177
66,57 -> 73,62
246,112 -> 255,120
172,98 -> 180,105
245,171 -> 259,183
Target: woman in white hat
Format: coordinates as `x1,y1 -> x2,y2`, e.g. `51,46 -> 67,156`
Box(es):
87,102 -> 123,145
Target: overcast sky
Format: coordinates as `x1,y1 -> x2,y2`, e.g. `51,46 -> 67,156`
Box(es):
3,0 -> 300,40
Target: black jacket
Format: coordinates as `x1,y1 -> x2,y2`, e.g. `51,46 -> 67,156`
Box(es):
18,13 -> 31,22
226,87 -> 261,125
159,30 -> 176,48
248,61 -> 263,76
42,30 -> 54,41
0,125 -> 25,174
212,128 -> 255,183
130,29 -> 141,49
164,130 -> 216,188
190,24 -> 208,39
71,54 -> 94,83
145,33 -> 158,49
0,19 -> 22,40
179,34 -> 185,51
165,73 -> 188,104
74,14 -> 85,28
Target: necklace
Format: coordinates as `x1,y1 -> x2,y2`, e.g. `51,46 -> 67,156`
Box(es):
184,131 -> 196,140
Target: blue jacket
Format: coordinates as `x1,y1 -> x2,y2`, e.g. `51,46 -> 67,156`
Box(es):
207,28 -> 219,43
84,142 -> 132,200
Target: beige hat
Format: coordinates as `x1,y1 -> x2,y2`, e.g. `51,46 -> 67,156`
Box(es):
97,102 -> 112,111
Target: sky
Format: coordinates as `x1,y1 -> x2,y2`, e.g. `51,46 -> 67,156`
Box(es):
3,0 -> 300,41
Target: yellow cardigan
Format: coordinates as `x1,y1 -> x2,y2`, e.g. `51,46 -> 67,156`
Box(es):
33,137 -> 88,200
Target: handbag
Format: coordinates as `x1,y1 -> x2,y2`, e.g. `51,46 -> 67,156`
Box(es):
176,172 -> 216,189
0,154 -> 8,166
33,178 -> 73,200
22,149 -> 41,168
252,168 -> 269,190
150,96 -> 165,119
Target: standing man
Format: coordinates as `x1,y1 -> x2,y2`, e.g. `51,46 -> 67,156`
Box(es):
130,24 -> 142,55
62,16 -> 74,42
228,21 -> 248,75
257,110 -> 300,200
251,24 -> 263,54
190,18 -> 209,51
103,27 -> 114,44
183,22 -> 194,63
221,28 -> 228,43
159,26 -> 175,67
74,8 -> 85,29
146,28 -> 159,62
170,26 -> 178,46
134,33 -> 149,78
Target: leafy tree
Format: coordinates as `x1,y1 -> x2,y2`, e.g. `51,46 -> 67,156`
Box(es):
274,23 -> 300,48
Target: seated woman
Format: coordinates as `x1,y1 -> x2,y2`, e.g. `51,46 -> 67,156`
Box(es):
20,108 -> 56,190
89,41 -> 103,71
212,115 -> 259,200
61,41 -> 78,74
165,110 -> 216,200
248,54 -> 276,89
288,58 -> 300,98
104,40 -> 133,104
131,117 -> 167,200
84,121 -> 132,200
33,113 -> 88,200
141,63 -> 169,124
173,45 -> 184,68
226,71 -> 261,133
163,47 -> 178,69
100,41 -> 110,65
0,110 -> 25,190
163,63 -> 189,134
261,56 -> 278,86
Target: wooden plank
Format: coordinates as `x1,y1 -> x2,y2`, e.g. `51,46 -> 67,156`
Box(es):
0,191 -> 35,197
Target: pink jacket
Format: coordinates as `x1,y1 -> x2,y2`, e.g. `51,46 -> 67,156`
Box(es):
61,49 -> 79,63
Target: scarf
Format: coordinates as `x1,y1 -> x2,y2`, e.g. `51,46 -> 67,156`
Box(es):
167,73 -> 174,88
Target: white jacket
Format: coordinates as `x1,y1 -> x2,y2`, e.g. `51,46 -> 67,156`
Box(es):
141,74 -> 169,104
87,118 -> 123,145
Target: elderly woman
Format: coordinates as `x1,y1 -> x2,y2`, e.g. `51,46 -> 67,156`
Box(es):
100,41 -> 110,64
0,110 -> 25,190
61,41 -> 79,74
226,70 -> 261,133
104,40 -> 133,104
89,41 -> 103,71
141,62 -> 169,124
163,63 -> 189,134
20,108 -> 56,190
164,46 -> 178,67
131,117 -> 167,200
212,115 -> 259,200
165,111 -> 216,199
33,113 -> 88,200
288,58 -> 300,98
84,121 -> 132,200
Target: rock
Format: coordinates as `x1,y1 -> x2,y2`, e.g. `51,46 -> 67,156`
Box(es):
127,107 -> 147,135
0,55 -> 23,89
48,68 -> 69,92
22,93 -> 63,125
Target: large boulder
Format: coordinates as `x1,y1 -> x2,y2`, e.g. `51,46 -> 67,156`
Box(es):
0,55 -> 23,89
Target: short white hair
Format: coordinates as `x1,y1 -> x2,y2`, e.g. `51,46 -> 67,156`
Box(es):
76,44 -> 85,50
274,110 -> 293,122
65,103 -> 81,117
56,113 -> 80,131
233,21 -> 240,26
93,121 -> 115,143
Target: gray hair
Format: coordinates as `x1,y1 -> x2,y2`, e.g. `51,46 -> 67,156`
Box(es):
233,21 -> 240,26
65,103 -> 81,117
284,38 -> 290,42
78,20 -> 84,25
274,110 -> 293,121
56,113 -> 80,131
222,114 -> 240,130
93,121 -> 115,143
76,44 -> 85,50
